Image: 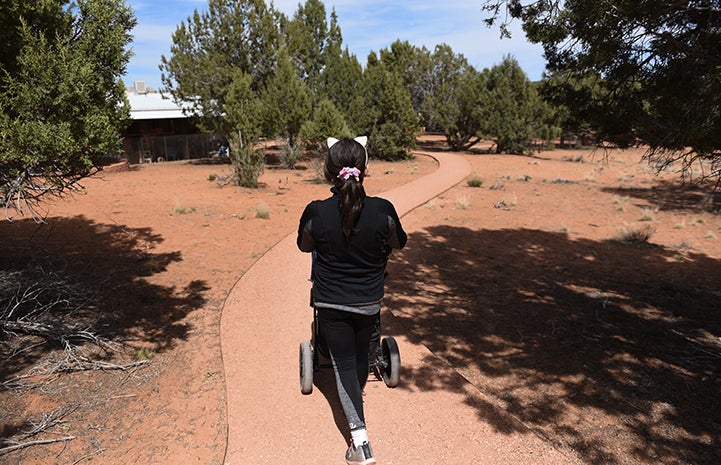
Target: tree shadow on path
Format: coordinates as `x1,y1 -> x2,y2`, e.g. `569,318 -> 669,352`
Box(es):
383,226 -> 720,465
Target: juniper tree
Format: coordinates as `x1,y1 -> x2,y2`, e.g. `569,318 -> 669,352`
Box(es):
424,44 -> 486,150
362,53 -> 420,161
260,47 -> 312,151
300,98 -> 352,154
160,0 -> 281,185
285,0 -> 342,99
482,0 -> 721,181
481,56 -> 558,154
379,40 -> 435,126
225,70 -> 264,187
160,0 -> 281,136
320,45 -> 365,134
0,0 -> 136,220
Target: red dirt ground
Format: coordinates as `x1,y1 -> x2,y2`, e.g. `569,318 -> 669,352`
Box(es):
1,135 -> 720,464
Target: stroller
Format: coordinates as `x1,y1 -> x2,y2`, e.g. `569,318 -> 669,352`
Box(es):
299,253 -> 401,395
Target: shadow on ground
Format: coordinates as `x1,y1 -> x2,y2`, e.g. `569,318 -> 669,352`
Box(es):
383,226 -> 720,465
603,181 -> 721,214
0,215 -> 208,384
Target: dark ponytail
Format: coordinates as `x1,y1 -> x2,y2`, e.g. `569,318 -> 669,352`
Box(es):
324,138 -> 368,238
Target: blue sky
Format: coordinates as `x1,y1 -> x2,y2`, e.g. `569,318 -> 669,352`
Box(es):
126,0 -> 546,90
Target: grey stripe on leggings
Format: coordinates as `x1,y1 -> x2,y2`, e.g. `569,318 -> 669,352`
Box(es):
330,356 -> 365,430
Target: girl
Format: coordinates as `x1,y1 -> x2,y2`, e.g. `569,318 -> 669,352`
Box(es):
297,136 -> 407,465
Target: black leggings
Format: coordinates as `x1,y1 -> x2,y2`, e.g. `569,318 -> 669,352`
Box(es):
318,307 -> 377,431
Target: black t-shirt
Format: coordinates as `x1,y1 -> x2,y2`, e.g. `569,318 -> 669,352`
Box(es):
297,192 -> 407,306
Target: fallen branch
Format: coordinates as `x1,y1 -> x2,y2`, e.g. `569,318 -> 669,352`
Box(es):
0,436 -> 76,455
688,342 -> 721,360
0,405 -> 78,455
0,373 -> 43,390
670,329 -> 721,360
39,350 -> 149,375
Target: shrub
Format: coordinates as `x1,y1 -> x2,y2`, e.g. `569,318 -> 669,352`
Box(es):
614,225 -> 656,245
280,142 -> 305,169
231,144 -> 264,188
300,99 -> 352,155
175,205 -> 196,215
369,121 -> 417,161
639,208 -> 656,221
455,194 -> 470,210
255,204 -> 270,219
135,347 -> 154,361
467,175 -> 483,187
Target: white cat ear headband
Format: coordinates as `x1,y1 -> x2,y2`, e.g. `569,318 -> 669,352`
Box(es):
327,136 -> 369,167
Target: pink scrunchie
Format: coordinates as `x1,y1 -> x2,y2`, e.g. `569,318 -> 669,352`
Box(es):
338,166 -> 361,182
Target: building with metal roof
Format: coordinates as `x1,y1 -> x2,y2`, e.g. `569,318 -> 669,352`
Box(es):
121,82 -> 224,164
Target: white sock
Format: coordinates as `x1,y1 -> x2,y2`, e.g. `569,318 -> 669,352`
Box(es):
351,427 -> 369,446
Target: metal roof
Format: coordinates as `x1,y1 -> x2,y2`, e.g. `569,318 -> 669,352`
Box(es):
127,91 -> 188,120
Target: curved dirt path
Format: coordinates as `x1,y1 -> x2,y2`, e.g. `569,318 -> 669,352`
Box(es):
220,152 -> 579,465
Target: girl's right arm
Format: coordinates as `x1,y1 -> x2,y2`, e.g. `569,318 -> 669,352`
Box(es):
386,202 -> 407,250
297,204 -> 316,252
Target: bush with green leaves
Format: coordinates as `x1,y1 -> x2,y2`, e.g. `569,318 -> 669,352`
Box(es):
481,56 -> 559,155
300,98 -> 352,155
279,142 -> 305,169
231,142 -> 264,188
362,53 -> 420,161
425,45 -> 485,151
260,47 -> 312,150
0,0 -> 136,219
483,1 -> 721,182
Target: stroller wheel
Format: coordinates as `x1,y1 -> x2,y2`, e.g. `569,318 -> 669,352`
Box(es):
381,336 -> 401,388
299,340 -> 314,395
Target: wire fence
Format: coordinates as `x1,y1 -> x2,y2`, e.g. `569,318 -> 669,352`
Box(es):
122,133 -> 226,164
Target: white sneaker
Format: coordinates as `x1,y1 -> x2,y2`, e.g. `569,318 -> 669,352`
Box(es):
345,440 -> 376,465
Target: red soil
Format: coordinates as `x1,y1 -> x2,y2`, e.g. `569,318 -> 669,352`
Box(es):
2,135 -> 719,464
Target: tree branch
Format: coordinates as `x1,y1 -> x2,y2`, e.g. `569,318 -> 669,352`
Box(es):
0,436 -> 76,455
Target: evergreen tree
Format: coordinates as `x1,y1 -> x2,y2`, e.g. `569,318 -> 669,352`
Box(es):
260,47 -> 312,164
225,70 -> 264,187
540,70 -> 603,145
0,1 -> 67,84
431,66 -> 487,151
300,98 -> 352,154
362,53 -> 420,161
225,71 -> 263,148
320,45 -> 365,134
425,44 -> 472,132
380,40 -> 434,126
422,44 -> 488,150
0,0 -> 136,219
160,0 -> 281,136
483,0 -> 721,181
286,0 -> 342,98
481,56 -> 556,154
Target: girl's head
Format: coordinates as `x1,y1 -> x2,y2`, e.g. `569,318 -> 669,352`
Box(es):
324,136 -> 368,238
323,136 -> 368,185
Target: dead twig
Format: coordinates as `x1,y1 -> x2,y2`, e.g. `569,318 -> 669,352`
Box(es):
14,405 -> 76,439
0,436 -> 76,455
688,343 -> 721,360
72,447 -> 106,464
0,405 -> 79,455
30,348 -> 149,377
110,393 -> 137,399
670,329 -> 721,360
